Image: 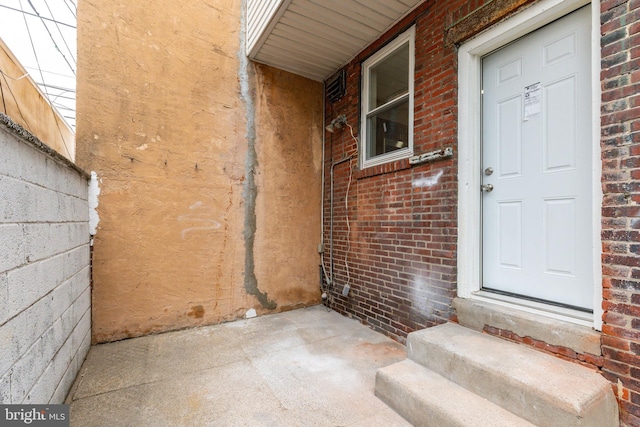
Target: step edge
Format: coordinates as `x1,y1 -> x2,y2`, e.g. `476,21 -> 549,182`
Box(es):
375,360 -> 536,427
404,325 -> 618,426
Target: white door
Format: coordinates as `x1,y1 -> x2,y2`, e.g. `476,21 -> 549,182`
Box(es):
481,5 -> 593,310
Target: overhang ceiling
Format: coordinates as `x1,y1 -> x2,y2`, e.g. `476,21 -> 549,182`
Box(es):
246,0 -> 422,82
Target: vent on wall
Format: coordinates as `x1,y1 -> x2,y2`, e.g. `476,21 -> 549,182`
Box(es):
326,70 -> 346,103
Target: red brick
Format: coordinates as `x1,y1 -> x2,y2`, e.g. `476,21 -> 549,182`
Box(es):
602,0 -> 629,11
605,324 -> 640,341
604,310 -> 631,326
622,411 -> 640,427
621,400 -> 640,420
605,359 -> 632,375
322,4 -> 639,426
578,353 -> 605,367
603,301 -> 640,317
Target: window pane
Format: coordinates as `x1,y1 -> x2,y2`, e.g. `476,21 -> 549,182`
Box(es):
368,42 -> 409,110
367,100 -> 409,159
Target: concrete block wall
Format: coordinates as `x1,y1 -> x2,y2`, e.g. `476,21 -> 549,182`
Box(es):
0,114 -> 91,404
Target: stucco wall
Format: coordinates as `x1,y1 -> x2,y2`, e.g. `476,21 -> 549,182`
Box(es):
0,115 -> 91,404
76,0 -> 322,342
253,64 -> 323,309
0,39 -> 75,161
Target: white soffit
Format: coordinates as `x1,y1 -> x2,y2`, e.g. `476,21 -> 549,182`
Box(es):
247,0 -> 422,81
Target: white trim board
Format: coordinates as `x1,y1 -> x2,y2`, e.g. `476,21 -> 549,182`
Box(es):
456,0 -> 602,330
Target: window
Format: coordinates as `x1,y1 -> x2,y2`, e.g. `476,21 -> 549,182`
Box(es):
361,26 -> 415,169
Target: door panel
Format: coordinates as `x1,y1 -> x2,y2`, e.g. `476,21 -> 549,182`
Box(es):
497,96 -> 523,177
543,197 -> 576,276
544,76 -> 577,171
481,5 -> 592,310
498,201 -> 523,269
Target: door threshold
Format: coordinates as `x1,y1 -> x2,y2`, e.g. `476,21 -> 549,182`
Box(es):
481,288 -> 593,315
472,290 -> 593,326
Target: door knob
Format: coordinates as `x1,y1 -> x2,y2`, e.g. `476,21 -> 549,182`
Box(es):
481,184 -> 494,192
484,167 -> 494,176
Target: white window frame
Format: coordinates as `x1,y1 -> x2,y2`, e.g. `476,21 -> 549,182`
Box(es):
361,26 -> 415,169
457,0 -> 602,330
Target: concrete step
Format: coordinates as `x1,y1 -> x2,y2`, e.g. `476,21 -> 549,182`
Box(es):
376,359 -> 536,427
406,323 -> 618,427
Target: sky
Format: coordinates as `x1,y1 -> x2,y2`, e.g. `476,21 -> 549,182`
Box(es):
0,0 -> 77,130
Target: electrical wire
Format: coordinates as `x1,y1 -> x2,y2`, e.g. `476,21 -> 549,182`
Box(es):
327,117 -> 360,304
62,0 -> 76,19
50,91 -> 74,103
0,70 -> 33,132
0,4 -> 75,28
32,82 -> 75,93
4,1 -> 74,155
344,156 -> 354,288
43,0 -> 76,67
1,65 -> 73,159
13,1 -> 76,135
50,105 -> 72,158
0,69 -> 29,80
25,65 -> 74,79
27,0 -> 76,74
20,0 -> 49,100
0,77 -> 7,113
343,122 -> 358,292
0,1 -> 76,136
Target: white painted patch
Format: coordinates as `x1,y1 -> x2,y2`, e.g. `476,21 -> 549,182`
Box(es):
412,170 -> 444,188
178,202 -> 221,239
618,379 -> 624,399
88,171 -> 101,236
177,218 -> 221,239
135,144 -> 148,151
245,308 -> 257,319
409,275 -> 441,321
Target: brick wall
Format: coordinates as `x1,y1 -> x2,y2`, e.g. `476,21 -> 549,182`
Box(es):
321,0 -> 533,342
0,115 -> 91,404
600,1 -> 640,425
322,1 -> 461,343
323,0 -> 639,424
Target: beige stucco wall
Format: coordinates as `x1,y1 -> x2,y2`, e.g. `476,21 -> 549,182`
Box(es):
77,0 -> 322,343
0,39 -> 75,160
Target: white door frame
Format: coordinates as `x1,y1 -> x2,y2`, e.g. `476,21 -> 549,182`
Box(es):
457,0 -> 602,330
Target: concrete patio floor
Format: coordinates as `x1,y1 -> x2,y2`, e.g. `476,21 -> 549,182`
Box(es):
66,305 -> 411,426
